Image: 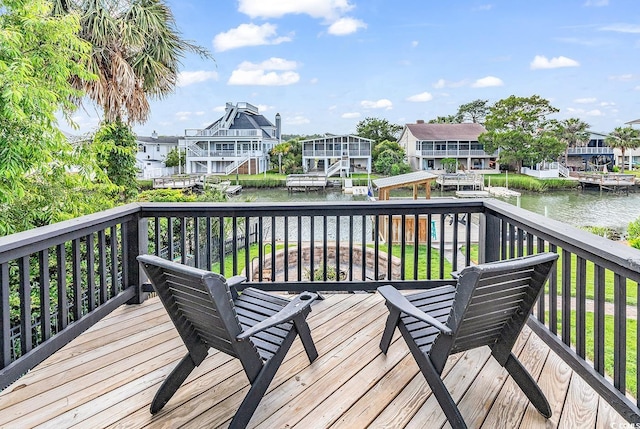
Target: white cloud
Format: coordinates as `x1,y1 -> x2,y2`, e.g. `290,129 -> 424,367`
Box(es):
175,111 -> 194,121
584,0 -> 608,6
530,55 -> 580,69
433,78 -> 467,89
361,99 -> 393,110
609,73 -> 635,81
411,40 -> 419,48
238,0 -> 354,20
285,115 -> 311,125
599,101 -> 615,107
341,112 -> 360,119
256,104 -> 274,112
406,92 -> 433,102
635,85 -> 640,91
310,77 -> 319,84
228,58 -> 300,86
574,97 -> 597,104
471,76 -> 504,88
213,105 -> 226,112
177,71 -> 218,87
328,17 -> 367,35
213,23 -> 291,52
567,107 -> 605,116
599,23 -> 640,33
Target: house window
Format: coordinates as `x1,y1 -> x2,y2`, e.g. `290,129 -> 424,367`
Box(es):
156,145 -> 160,152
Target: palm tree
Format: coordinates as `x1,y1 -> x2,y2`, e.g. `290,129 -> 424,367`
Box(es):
605,126 -> 640,173
52,0 -> 211,123
553,118 -> 590,167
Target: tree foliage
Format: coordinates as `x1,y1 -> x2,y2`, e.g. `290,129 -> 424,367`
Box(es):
356,117 -> 402,145
0,0 -> 93,204
456,99 -> 489,124
551,118 -> 590,166
51,0 -> 211,124
269,139 -> 302,174
93,120 -> 139,201
373,140 -> 409,175
605,126 -> 640,173
164,147 -> 185,168
480,95 -> 563,170
428,115 -> 461,124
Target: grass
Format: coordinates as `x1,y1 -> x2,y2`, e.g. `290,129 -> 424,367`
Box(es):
485,173 -> 579,191
554,311 -> 637,399
211,242 -> 452,281
461,244 -> 638,306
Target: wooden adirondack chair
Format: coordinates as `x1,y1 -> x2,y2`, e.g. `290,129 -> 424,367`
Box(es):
137,255 -> 319,429
378,252 -> 558,429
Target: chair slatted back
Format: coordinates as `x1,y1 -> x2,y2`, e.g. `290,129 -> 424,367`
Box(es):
138,255 -> 262,367
433,253 -> 557,364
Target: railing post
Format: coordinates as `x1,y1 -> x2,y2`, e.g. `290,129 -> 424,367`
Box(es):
125,215 -> 149,304
479,211 -> 500,263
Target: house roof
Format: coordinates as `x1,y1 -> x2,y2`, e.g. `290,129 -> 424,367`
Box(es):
625,118 -> 640,125
137,136 -> 179,144
405,123 -> 486,140
372,170 -> 438,189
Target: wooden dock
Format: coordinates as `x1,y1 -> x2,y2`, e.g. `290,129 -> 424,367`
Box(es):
0,293 -> 626,428
436,173 -> 484,191
286,174 -> 328,192
577,173 -> 636,194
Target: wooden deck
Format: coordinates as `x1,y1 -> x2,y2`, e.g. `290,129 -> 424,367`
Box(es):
0,293 -> 629,428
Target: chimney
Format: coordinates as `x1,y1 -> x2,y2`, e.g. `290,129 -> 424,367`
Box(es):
151,130 -> 158,139
416,120 -> 425,124
275,113 -> 281,142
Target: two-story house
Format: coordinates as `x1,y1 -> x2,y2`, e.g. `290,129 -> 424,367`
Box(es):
399,121 -> 498,173
180,102 -> 281,175
136,132 -> 180,178
300,134 -> 372,177
564,131 -> 614,172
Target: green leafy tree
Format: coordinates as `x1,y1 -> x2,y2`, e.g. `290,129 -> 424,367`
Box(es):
356,117 -> 403,145
456,99 -> 489,124
551,118 -> 590,167
480,95 -> 562,171
605,126 -> 640,173
428,115 -> 461,124
52,0 -> 211,200
164,147 -> 185,168
0,0 -> 93,204
270,142 -> 291,174
94,120 -> 139,201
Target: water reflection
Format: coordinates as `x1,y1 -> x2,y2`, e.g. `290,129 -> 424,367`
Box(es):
231,187 -> 640,234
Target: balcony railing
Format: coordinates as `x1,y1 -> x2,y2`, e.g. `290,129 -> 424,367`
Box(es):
568,147 -> 614,155
419,149 -> 492,157
0,200 -> 639,422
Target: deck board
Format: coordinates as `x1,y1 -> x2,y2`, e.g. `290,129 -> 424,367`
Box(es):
0,293 -> 631,428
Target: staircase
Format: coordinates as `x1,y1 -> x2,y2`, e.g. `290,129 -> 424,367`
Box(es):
558,163 -> 570,178
187,144 -> 205,157
326,159 -> 349,177
225,156 -> 250,175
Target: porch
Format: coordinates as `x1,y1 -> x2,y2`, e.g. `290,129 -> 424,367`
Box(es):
0,200 -> 639,426
0,292 -> 629,428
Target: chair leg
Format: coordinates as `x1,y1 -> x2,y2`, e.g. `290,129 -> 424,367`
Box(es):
420,356 -> 467,429
504,353 -> 552,418
379,308 -> 400,354
294,315 -> 318,363
150,353 -> 196,414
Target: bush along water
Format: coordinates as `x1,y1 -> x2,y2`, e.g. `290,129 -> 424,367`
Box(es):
485,174 -> 579,191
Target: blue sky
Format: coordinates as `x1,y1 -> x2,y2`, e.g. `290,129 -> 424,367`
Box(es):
63,0 -> 640,137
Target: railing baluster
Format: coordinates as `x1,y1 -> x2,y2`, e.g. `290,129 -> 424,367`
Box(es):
72,239 -> 82,322
206,217 -> 212,270
1,263 -> 9,366
500,219 -> 507,260
98,230 -> 107,304
297,216 -> 302,281
349,215 -> 354,282
258,217 -> 264,282
575,256 -> 587,358
373,215 -> 379,281
387,214 -> 393,280
613,273 -> 626,393
309,216 -> 314,282
413,214 -> 419,280
322,216 -> 328,281
38,249 -> 52,341
452,213 -> 459,271
19,256 -> 32,354
167,217 -> 174,262
194,217 -> 201,269
549,243 -> 558,335
400,214 -> 406,280
110,226 -> 118,297
439,213 -> 445,279
271,216 -> 276,282
594,264 -> 606,375
86,235 -> 96,312
244,217 -> 251,281
335,215 -> 340,282
180,217 -> 187,265
535,237 -> 545,323
56,244 -> 68,330
561,249 -> 572,346
427,214 -> 432,279
154,216 -> 161,256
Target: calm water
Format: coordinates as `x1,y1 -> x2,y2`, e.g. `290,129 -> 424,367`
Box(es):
230,187 -> 640,234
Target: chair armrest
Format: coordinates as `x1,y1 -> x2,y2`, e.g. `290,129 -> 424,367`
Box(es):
377,285 -> 452,336
227,275 -> 247,289
236,292 -> 318,341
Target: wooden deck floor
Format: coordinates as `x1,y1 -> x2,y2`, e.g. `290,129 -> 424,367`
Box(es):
0,293 -> 629,428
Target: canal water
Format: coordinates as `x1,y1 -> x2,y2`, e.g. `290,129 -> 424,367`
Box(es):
230,187 -> 640,236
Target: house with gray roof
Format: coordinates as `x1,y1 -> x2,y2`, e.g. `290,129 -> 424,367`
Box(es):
398,121 -> 498,173
180,102 -> 280,175
136,132 -> 180,178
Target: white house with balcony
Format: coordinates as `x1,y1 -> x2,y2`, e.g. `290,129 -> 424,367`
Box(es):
300,134 -> 372,177
399,121 -> 498,173
179,102 -> 281,175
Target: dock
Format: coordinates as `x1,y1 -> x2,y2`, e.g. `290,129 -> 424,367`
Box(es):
152,175 -> 200,189
436,173 -> 484,191
455,190 -> 491,198
576,173 -> 636,194
487,186 -> 521,197
286,174 -> 328,192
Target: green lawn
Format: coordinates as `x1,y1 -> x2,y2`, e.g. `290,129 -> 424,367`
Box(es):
462,244 -> 638,306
